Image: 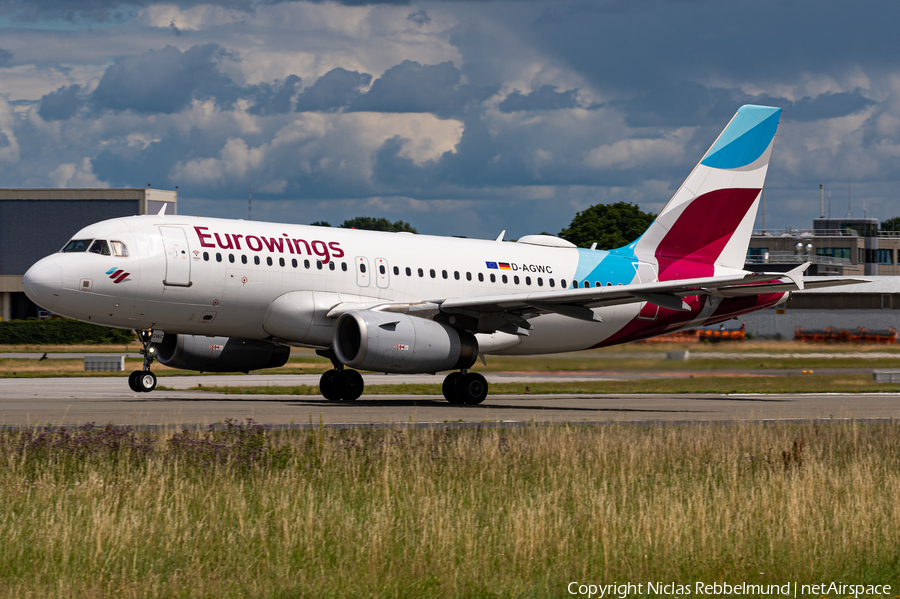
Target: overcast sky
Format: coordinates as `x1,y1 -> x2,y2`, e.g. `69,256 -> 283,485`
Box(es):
0,0 -> 897,240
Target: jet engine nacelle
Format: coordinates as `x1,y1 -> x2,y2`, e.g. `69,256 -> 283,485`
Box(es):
155,334 -> 290,373
333,311 -> 478,374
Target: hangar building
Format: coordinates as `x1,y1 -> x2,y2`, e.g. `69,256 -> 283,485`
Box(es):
0,188 -> 176,321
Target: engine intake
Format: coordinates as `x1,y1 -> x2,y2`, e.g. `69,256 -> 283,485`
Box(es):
333,311 -> 477,374
156,334 -> 290,373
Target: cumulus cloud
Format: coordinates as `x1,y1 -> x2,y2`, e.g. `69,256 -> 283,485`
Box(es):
0,96 -> 20,163
48,157 -> 108,188
246,75 -> 302,116
38,84 -> 84,121
295,68 -> 372,112
0,0 -> 254,23
498,85 -> 580,112
2,0 -> 900,239
90,44 -> 239,114
349,60 -> 496,118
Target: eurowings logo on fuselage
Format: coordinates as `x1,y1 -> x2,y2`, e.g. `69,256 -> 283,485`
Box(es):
106,267 -> 131,283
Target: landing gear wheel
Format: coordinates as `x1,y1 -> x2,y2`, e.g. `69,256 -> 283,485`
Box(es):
319,370 -> 342,401
338,369 -> 364,401
137,371 -> 157,393
442,372 -> 463,404
457,372 -> 488,405
128,371 -> 141,393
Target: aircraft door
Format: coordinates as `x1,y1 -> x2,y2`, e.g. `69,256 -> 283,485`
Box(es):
375,258 -> 389,288
356,257 -> 370,287
159,226 -> 192,287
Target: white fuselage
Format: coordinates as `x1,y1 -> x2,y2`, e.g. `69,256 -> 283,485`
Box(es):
23,214 -> 783,355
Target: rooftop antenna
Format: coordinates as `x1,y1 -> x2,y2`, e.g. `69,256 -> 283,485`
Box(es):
846,176 -> 852,217
819,184 -> 824,218
828,186 -> 832,218
248,188 -> 252,221
761,185 -> 766,230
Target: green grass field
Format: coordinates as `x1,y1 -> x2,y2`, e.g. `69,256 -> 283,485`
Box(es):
1,421 -> 898,598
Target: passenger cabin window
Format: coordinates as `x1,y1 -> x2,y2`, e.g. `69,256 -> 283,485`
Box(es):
242,255 -> 248,264
478,273 -> 484,282
110,241 -> 129,257
254,256 -> 260,265
216,253 -> 222,262
406,267 -> 412,276
267,257 -> 273,266
393,266 -> 399,276
203,252 -> 209,261
229,254 -> 235,263
62,239 -> 92,253
279,257 -> 285,267
89,240 -> 111,256
329,261 -> 335,270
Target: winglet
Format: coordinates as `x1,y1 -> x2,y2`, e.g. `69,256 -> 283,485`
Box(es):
784,262 -> 810,291
157,204 -> 167,216
496,230 -> 506,242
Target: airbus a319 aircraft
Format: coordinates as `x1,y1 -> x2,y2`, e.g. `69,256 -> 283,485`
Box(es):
23,105 -> 857,404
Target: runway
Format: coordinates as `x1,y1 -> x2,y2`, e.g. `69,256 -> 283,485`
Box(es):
1,373 -> 898,427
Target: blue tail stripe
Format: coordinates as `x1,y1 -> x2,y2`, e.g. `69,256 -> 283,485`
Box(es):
700,106 -> 781,169
105,268 -> 117,275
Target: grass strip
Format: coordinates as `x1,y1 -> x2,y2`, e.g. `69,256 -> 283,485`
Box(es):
1,421 -> 899,598
183,374 -> 900,396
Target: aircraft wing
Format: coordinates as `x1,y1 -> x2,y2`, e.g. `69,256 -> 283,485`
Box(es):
326,265 -> 867,334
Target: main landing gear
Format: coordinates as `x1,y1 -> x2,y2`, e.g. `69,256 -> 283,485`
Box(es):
441,370 -> 488,405
128,329 -> 158,393
317,349 -> 363,402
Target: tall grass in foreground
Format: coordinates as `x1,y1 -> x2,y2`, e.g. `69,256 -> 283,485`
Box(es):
0,421 -> 898,598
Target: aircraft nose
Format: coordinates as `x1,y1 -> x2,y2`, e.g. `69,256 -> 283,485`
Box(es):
23,257 -> 63,309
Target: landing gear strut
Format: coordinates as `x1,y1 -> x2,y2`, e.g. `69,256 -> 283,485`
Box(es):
128,329 -> 158,393
442,370 -> 487,405
316,349 -> 364,401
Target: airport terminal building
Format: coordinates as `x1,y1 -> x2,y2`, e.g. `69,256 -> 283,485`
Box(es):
0,188 -> 176,321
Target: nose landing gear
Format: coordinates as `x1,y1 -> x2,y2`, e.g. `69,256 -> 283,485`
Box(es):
128,329 -> 159,393
442,370 -> 487,405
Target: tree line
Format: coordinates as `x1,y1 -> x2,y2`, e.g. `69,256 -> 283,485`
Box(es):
315,202 -> 655,250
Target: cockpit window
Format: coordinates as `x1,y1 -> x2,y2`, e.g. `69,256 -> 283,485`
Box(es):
111,241 -> 129,257
89,240 -> 111,256
61,239 -> 92,253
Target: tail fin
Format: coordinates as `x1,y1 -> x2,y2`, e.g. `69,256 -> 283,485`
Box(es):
631,105 -> 782,281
